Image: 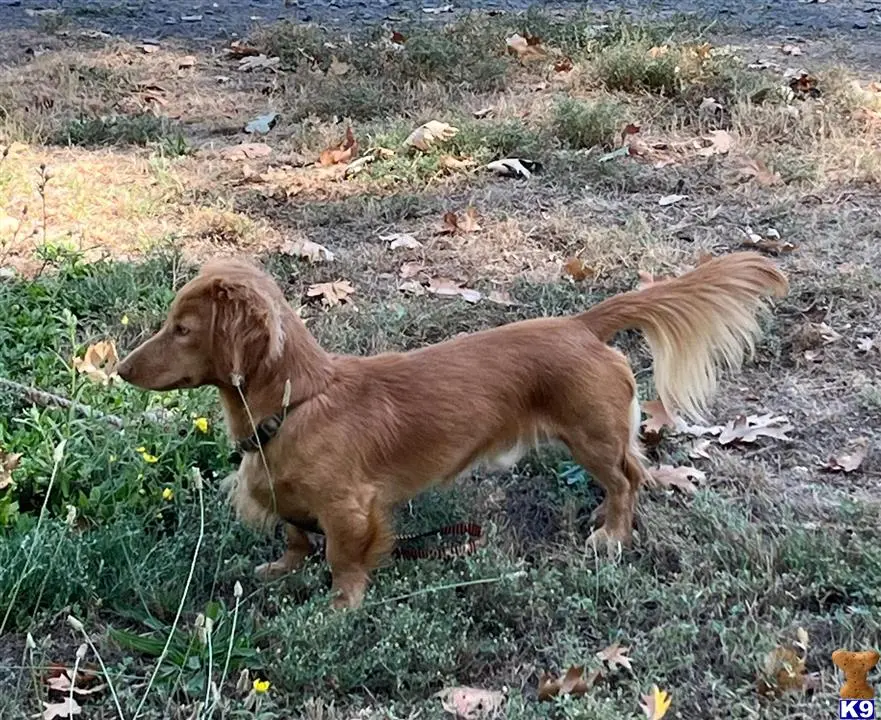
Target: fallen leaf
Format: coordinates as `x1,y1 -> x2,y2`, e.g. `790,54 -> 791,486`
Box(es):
696,129 -> 734,156
857,336 -> 875,353
640,685 -> 672,720
427,278 -> 482,303
506,33 -> 545,61
563,257 -> 594,281
180,14 -> 202,21
538,666 -> 601,701
487,290 -> 518,306
699,96 -> 724,115
485,157 -> 540,179
649,465 -> 706,494
73,341 -> 119,385
439,155 -> 477,172
0,449 -> 22,491
736,157 -> 782,187
219,142 -> 272,160
238,54 -> 280,72
648,45 -> 669,58
306,280 -> 355,307
178,55 -> 196,69
759,646 -> 807,696
244,112 -> 279,135
45,673 -> 106,696
717,414 -> 793,445
390,31 -> 406,44
658,194 -> 686,206
435,686 -> 503,718
440,208 -> 481,235
422,4 -> 454,13
596,643 -> 632,672
42,698 -> 81,720
318,126 -> 357,166
382,233 -> 422,250
641,399 -> 678,434
822,437 -> 869,473
138,43 -> 159,53
283,239 -> 334,263
472,107 -> 494,119
781,43 -> 803,56
403,120 -> 458,152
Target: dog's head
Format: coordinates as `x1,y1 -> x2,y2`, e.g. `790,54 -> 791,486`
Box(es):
117,259 -> 286,391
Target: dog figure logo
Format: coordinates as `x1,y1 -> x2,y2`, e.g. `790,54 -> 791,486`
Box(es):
833,649 -> 879,719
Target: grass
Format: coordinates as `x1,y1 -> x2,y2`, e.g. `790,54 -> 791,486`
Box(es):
1,8 -> 881,720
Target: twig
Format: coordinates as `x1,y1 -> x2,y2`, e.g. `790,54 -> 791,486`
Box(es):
0,377 -> 170,428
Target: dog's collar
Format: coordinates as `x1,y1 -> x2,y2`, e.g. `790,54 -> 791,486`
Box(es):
234,402 -> 301,455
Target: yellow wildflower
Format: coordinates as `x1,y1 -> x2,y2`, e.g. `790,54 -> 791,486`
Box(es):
162,487 -> 174,501
193,417 -> 209,434
139,449 -> 158,463
121,314 -> 130,326
253,678 -> 270,694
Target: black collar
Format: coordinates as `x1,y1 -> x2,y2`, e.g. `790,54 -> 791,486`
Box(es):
234,402 -> 302,455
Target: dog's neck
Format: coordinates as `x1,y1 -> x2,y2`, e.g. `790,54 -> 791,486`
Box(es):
217,315 -> 331,442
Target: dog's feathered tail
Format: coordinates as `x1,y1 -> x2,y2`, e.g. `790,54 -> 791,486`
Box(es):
579,252 -> 788,421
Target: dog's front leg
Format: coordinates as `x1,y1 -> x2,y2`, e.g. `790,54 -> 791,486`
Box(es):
255,524 -> 312,580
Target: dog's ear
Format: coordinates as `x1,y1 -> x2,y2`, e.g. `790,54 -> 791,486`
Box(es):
209,276 -> 285,383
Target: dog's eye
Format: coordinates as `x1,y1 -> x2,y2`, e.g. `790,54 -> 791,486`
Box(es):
174,324 -> 190,337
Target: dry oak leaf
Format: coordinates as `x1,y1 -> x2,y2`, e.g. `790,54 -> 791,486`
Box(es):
485,157 -> 539,179
741,230 -> 796,255
45,672 -> 107,696
696,129 -> 734,156
596,643 -> 633,672
306,280 -> 355,307
318,126 -> 358,166
435,686 -> 504,718
641,399 -> 679,434
73,341 -> 119,385
658,194 -> 686,206
404,120 -> 458,152
42,698 -> 81,720
0,449 -> 22,491
781,43 -> 803,56
227,40 -> 261,59
328,56 -> 350,75
717,414 -> 793,445
822,437 -> 869,474
440,208 -> 481,235
649,465 -> 706,494
563,257 -> 594,282
381,232 -> 422,250
554,56 -> 574,73
427,277 -> 482,304
219,142 -> 272,161
537,665 -> 601,701
640,685 -> 672,720
736,156 -> 782,186
487,290 -> 519,307
283,239 -> 334,263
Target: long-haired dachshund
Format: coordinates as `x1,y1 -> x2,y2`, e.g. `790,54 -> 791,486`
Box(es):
118,252 -> 787,608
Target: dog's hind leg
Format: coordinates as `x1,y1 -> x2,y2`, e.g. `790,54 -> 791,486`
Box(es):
255,524 -> 313,580
321,496 -> 394,610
